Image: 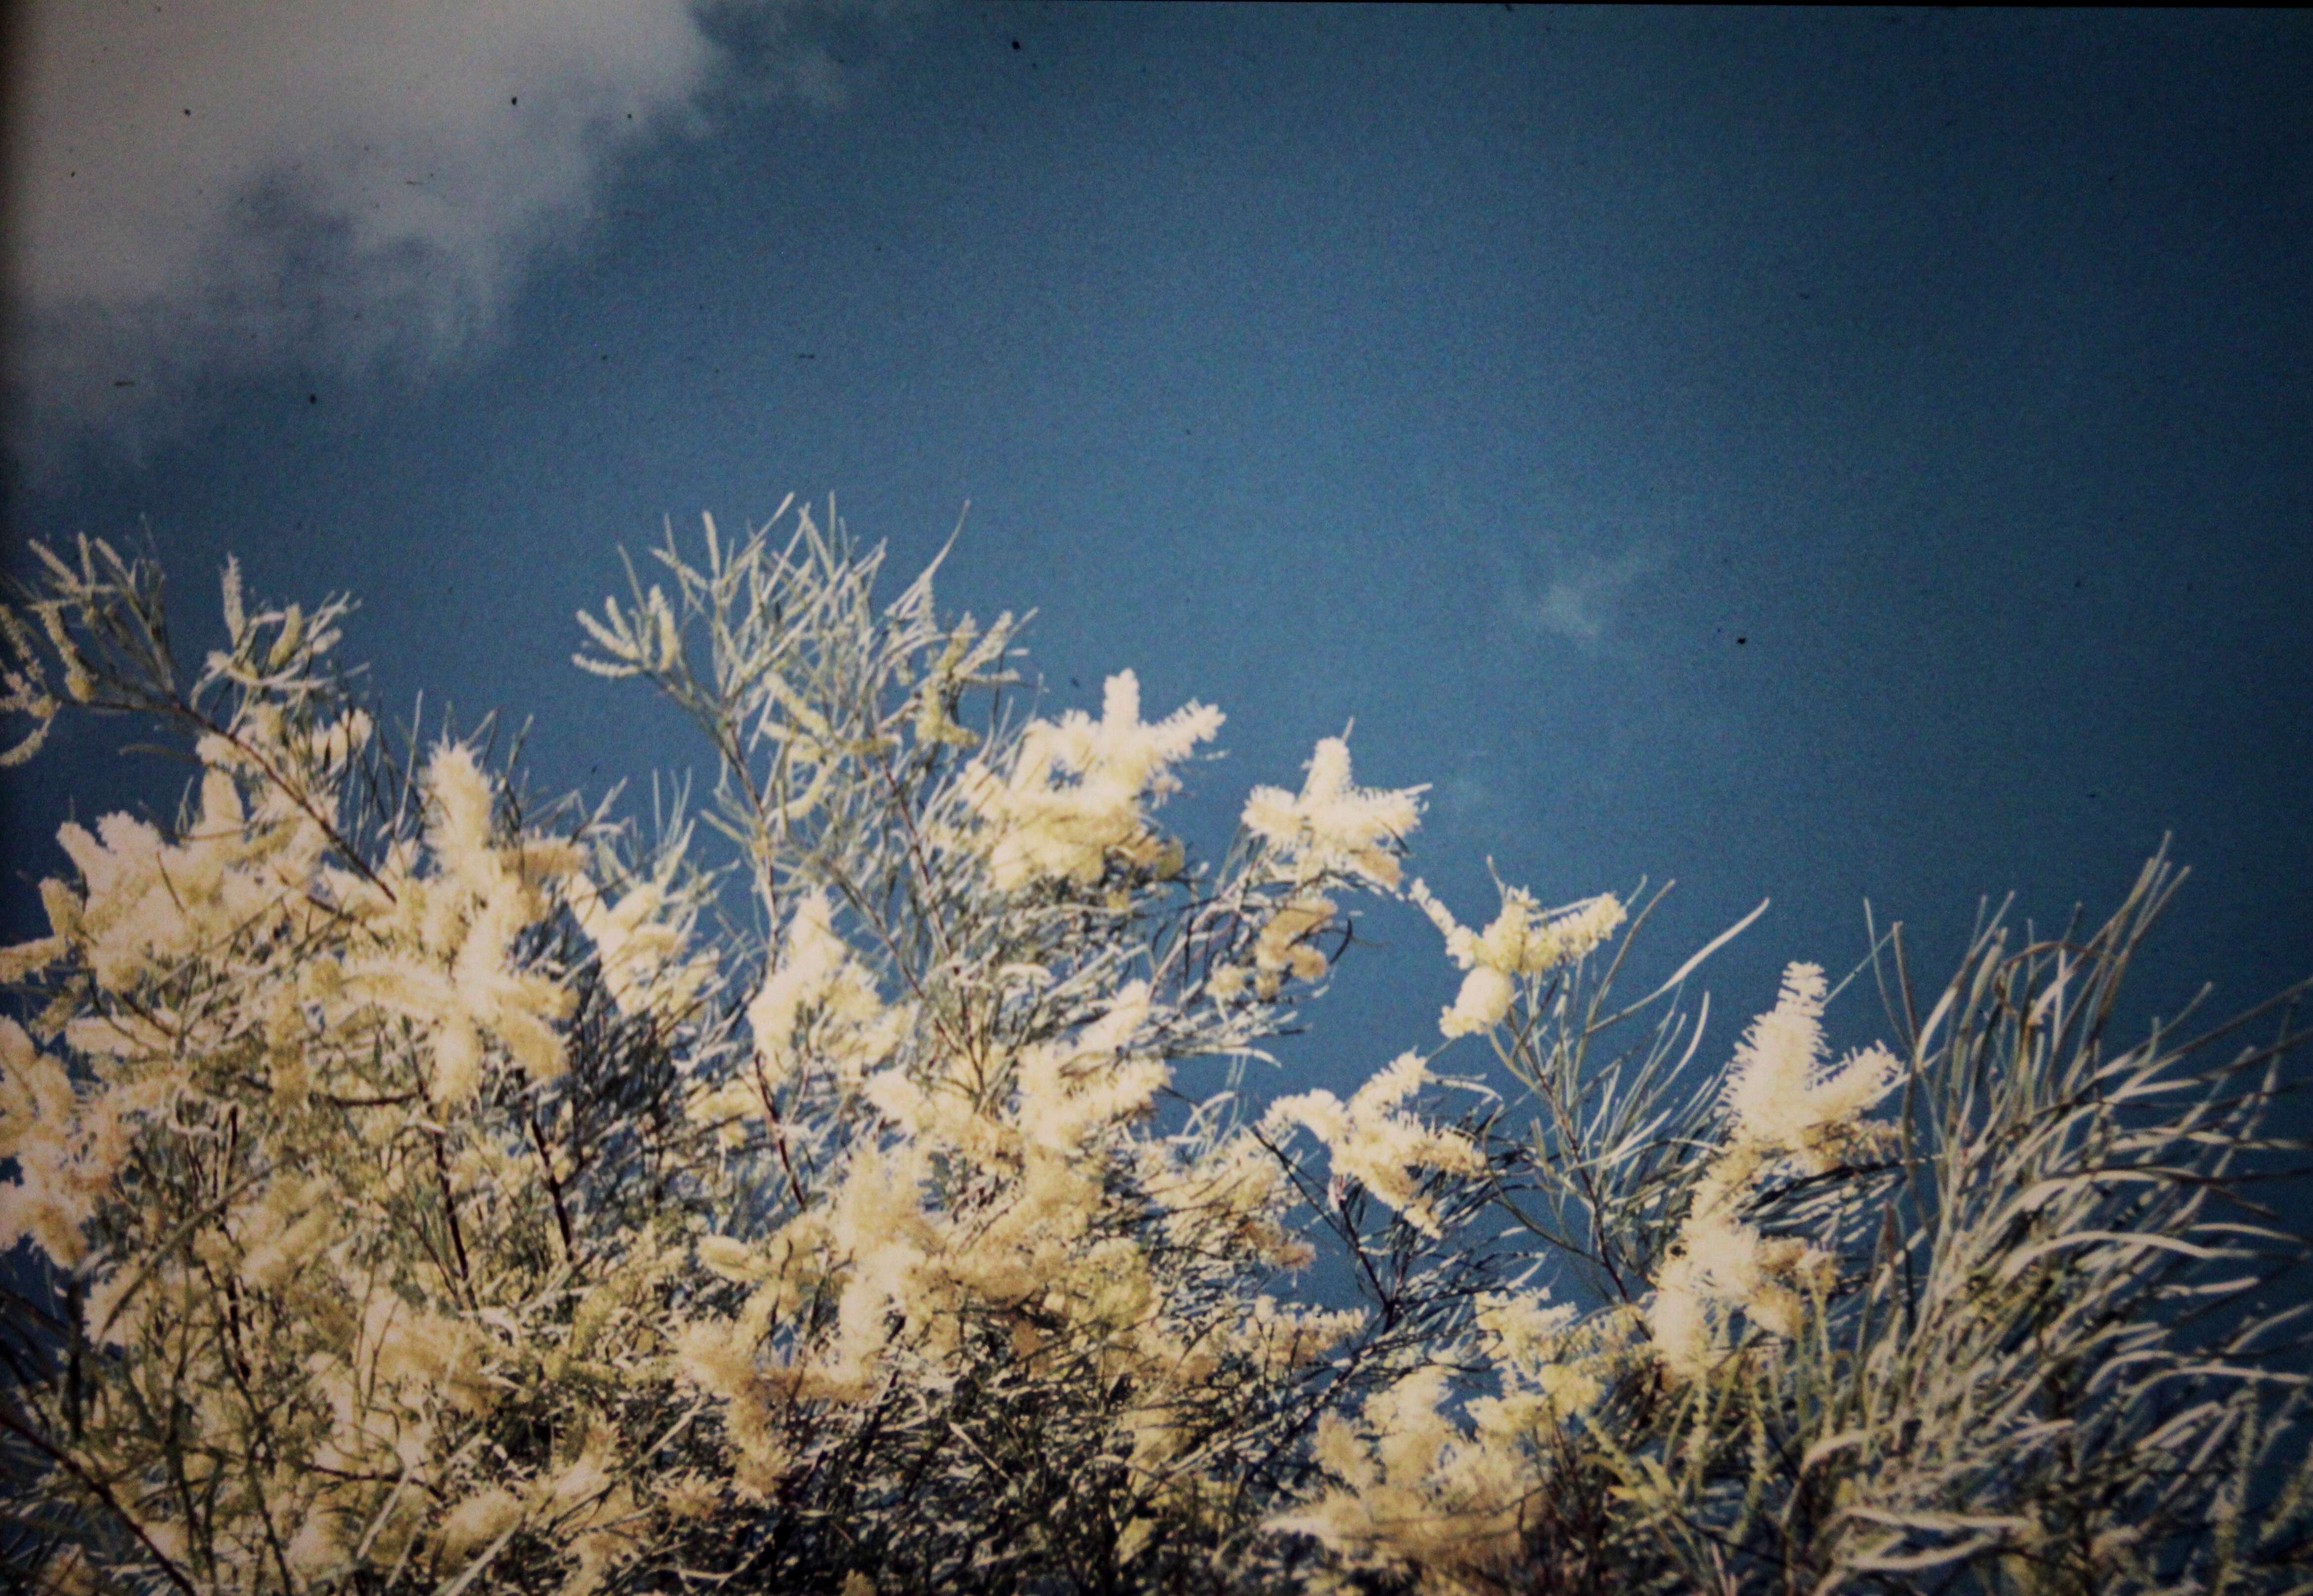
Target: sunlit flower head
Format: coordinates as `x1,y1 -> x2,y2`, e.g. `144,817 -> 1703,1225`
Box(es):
1241,734 -> 1425,887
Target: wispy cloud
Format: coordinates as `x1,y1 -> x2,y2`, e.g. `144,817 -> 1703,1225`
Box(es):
1510,543 -> 1662,647
1,0 -> 875,458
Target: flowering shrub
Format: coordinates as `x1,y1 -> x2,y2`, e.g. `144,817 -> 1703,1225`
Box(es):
1,502 -> 2308,1595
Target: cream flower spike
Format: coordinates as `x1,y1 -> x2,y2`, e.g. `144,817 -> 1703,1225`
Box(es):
1646,963 -> 1894,1380
1265,1050 -> 1486,1236
1067,669 -> 1225,797
1241,732 -> 1426,887
566,852 -> 711,1020
1409,878 -> 1626,1037
1721,961 -> 1901,1167
958,668 -> 1224,889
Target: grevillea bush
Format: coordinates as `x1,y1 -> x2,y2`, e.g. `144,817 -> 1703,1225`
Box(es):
0,502 -> 2309,1596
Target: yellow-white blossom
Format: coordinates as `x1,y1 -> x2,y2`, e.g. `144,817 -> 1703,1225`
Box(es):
1241,734 -> 1425,887
1645,963 -> 1893,1378
1266,1051 -> 1486,1237
743,887 -> 897,1086
1271,1366 -> 1533,1596
566,850 -> 714,1018
1722,961 -> 1901,1168
954,669 -> 1222,889
1411,878 -> 1625,1037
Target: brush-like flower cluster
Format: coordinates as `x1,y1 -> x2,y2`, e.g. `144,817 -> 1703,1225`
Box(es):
1644,961 -> 1899,1377
1409,879 -> 1626,1038
1,511 -> 2306,1596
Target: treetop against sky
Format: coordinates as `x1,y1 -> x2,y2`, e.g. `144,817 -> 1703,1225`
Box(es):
2,512 -> 2307,1592
1,4 -> 2307,1138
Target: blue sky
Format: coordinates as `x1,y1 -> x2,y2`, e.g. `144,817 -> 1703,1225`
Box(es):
4,5 -> 2309,1118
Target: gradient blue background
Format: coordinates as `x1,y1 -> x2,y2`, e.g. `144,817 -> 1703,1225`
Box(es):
5,9 -> 2309,1146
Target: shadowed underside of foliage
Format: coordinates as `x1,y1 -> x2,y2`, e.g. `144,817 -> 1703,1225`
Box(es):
0,505 -> 2307,1596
